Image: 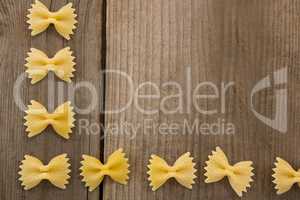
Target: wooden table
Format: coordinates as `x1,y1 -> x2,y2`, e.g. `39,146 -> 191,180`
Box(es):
1,0 -> 300,200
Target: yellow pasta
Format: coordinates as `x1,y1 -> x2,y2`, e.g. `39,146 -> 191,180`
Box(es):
80,149 -> 130,191
147,152 -> 197,191
27,0 -> 77,40
24,100 -> 75,139
25,47 -> 75,84
19,154 -> 71,190
204,147 -> 254,197
273,157 -> 300,195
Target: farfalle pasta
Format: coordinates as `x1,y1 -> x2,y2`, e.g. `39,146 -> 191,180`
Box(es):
27,0 -> 77,40
25,47 -> 76,84
19,154 -> 71,190
24,100 -> 75,139
147,152 -> 197,191
80,149 -> 130,191
204,147 -> 254,197
273,157 -> 300,195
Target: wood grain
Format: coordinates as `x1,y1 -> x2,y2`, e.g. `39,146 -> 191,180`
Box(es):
0,0 -> 104,200
2,0 -> 300,200
104,0 -> 300,200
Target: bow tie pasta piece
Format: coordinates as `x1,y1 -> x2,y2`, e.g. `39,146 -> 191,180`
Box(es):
80,149 -> 130,191
24,100 -> 75,139
19,154 -> 71,190
204,147 -> 254,197
27,0 -> 77,40
25,47 -> 76,84
147,152 -> 197,191
273,157 -> 300,195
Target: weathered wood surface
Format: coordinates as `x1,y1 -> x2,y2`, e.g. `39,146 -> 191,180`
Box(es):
1,0 -> 300,200
104,0 -> 300,200
0,0 -> 104,200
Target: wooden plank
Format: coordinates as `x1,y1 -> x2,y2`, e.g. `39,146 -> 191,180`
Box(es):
104,0 -> 300,200
0,0 -> 104,200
